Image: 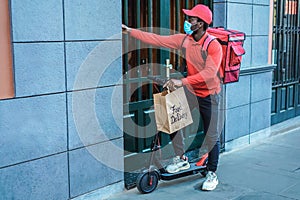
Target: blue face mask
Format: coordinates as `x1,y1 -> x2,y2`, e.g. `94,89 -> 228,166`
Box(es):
184,21 -> 193,35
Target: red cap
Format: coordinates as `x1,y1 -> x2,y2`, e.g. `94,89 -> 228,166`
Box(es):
182,4 -> 212,25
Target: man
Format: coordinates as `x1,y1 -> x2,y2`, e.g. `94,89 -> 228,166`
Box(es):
122,4 -> 223,191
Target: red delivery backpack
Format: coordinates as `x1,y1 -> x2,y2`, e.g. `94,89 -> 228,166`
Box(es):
205,27 -> 246,84
181,27 -> 246,84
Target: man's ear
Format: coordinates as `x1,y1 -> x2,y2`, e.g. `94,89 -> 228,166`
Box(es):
198,21 -> 204,28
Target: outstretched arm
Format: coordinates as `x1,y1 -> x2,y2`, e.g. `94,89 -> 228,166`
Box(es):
122,24 -> 185,50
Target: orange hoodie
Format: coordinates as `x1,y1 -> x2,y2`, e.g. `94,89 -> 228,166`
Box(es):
130,29 -> 222,97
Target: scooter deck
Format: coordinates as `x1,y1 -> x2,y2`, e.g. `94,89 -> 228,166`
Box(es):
160,163 -> 206,181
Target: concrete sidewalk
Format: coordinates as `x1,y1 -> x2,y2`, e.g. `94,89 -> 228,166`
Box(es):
107,117 -> 300,200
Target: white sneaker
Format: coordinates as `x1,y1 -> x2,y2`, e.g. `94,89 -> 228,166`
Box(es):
165,156 -> 190,173
202,171 -> 218,191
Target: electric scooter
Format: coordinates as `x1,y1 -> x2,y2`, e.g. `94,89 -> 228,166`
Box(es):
135,76 -> 209,194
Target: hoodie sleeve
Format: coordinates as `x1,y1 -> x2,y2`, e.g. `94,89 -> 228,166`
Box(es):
130,29 -> 185,50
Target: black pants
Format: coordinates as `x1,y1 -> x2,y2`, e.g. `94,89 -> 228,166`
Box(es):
169,86 -> 224,172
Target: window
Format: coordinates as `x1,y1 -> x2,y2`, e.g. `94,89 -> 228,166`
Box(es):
0,0 -> 14,99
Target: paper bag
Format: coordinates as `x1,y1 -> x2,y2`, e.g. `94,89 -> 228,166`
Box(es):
153,87 -> 193,134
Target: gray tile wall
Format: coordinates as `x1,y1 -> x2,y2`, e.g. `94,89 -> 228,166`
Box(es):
0,0 -> 123,199
69,139 -> 123,197
14,43 -> 66,96
224,72 -> 273,143
11,0 -> 64,42
0,154 -> 69,200
64,0 -> 121,41
213,1 -> 273,143
0,94 -> 67,168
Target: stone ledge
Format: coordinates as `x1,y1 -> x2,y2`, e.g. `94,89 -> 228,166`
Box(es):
240,64 -> 276,76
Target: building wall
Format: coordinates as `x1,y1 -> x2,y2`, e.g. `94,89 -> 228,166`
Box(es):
0,0 -> 124,199
214,0 -> 274,147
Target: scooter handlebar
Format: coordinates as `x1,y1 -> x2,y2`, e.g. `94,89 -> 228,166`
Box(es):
147,75 -> 168,86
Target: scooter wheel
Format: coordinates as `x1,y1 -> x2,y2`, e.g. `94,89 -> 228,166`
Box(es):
136,171 -> 159,194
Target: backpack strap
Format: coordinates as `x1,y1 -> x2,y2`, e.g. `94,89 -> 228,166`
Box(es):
202,34 -> 216,52
180,35 -> 189,58
180,34 -> 189,50
180,35 -> 189,74
201,34 -> 216,61
201,34 -> 223,82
